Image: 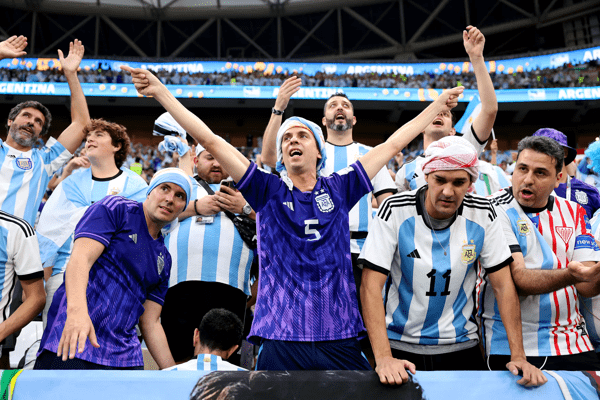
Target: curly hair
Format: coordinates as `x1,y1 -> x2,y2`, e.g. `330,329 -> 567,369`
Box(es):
6,101 -> 52,136
83,119 -> 130,168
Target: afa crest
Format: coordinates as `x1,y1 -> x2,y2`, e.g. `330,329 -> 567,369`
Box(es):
575,190 -> 589,205
461,242 -> 476,264
109,187 -> 122,196
517,219 -> 530,236
315,192 -> 334,213
15,157 -> 32,170
157,253 -> 165,275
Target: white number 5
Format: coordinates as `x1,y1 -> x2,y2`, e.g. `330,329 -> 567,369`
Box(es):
304,219 -> 321,241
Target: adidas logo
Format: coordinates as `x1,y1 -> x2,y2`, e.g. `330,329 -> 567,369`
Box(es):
283,202 -> 294,211
412,173 -> 419,180
129,234 -> 137,244
7,155 -> 15,159
407,249 -> 420,258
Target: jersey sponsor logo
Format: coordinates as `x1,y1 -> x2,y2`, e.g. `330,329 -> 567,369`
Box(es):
15,157 -> 32,170
461,242 -> 476,264
407,249 -> 420,259
129,233 -> 137,244
283,201 -> 294,211
555,226 -> 573,244
575,190 -> 589,205
574,235 -> 599,250
517,219 -> 530,236
315,192 -> 334,213
157,252 -> 165,274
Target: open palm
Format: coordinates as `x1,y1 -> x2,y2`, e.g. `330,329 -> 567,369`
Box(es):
58,39 -> 84,74
0,35 -> 27,60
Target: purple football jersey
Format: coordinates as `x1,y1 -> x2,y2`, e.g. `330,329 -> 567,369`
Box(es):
39,196 -> 171,367
237,162 -> 373,343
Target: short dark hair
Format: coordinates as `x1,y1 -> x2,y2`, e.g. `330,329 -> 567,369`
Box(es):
82,119 -> 130,168
517,135 -> 564,174
323,92 -> 353,116
6,101 -> 52,136
199,309 -> 243,352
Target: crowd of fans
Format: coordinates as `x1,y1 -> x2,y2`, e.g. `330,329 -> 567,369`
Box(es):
2,60 -> 599,89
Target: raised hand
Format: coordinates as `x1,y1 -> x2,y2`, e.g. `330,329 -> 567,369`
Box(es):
437,86 -> 464,112
464,25 -> 485,59
0,35 -> 28,60
58,39 -> 85,75
121,65 -> 164,98
274,76 -> 302,112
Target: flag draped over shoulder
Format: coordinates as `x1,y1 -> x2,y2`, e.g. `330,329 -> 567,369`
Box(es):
36,168 -> 147,264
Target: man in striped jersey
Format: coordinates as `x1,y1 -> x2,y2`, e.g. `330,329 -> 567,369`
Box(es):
0,38 -> 89,226
359,136 -> 545,386
165,309 -> 246,371
161,142 -> 254,363
481,135 -> 600,371
395,26 -> 496,194
36,119 -> 148,327
0,211 -> 46,365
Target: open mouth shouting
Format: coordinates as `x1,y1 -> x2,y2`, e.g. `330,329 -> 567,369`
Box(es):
289,149 -> 303,159
432,118 -> 444,127
519,187 -> 535,201
335,111 -> 347,122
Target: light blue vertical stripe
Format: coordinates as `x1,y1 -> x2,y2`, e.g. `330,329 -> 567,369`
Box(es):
387,217 -> 415,341
0,227 -> 8,303
580,297 -> 600,350
451,220 -> 485,342
496,167 -> 510,188
333,145 -> 347,173
90,180 -> 110,202
419,227 -> 450,345
210,355 -> 218,371
175,219 -> 191,283
26,152 -> 45,226
3,158 -> 25,219
52,236 -> 73,276
357,144 -> 370,232
228,227 -> 244,288
201,184 -> 222,282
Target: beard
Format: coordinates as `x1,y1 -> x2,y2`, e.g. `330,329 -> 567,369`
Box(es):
9,124 -> 38,148
326,116 -> 352,132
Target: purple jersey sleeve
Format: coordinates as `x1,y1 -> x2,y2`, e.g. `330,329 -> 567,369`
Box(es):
236,162 -> 284,212
74,196 -> 125,247
327,161 -> 373,210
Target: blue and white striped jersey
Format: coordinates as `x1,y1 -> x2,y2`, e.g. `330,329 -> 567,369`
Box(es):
0,210 -> 43,323
165,354 -> 246,371
322,142 -> 396,254
164,179 -> 253,295
395,126 -> 487,193
472,160 -> 510,196
37,168 -> 148,277
580,213 -> 600,352
0,137 -> 71,226
480,188 -> 600,357
359,188 -> 511,349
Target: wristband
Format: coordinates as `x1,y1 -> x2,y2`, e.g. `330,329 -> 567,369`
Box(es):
272,108 -> 284,115
194,199 -> 199,215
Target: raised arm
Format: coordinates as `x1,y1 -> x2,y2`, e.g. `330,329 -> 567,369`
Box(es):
359,86 -> 463,179
465,26 -> 497,142
56,40 -> 90,154
0,35 -> 27,60
261,76 -> 302,168
122,66 -> 250,183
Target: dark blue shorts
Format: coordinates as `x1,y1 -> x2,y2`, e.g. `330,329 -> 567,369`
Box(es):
256,338 -> 372,371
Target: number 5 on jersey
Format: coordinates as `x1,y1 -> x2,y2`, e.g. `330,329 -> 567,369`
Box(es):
304,219 -> 321,241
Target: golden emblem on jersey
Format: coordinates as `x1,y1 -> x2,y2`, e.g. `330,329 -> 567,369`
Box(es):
461,243 -> 476,264
517,219 -> 530,236
109,187 -> 122,195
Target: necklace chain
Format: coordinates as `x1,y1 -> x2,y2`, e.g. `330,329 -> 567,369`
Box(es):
424,208 -> 449,257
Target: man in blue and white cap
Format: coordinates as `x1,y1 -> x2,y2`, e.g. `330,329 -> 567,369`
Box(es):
533,128 -> 600,219
35,168 -> 191,370
122,62 -> 464,374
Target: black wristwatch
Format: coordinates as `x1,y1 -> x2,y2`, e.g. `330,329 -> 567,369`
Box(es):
272,108 -> 284,115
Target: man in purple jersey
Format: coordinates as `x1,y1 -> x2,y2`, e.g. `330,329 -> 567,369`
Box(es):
34,168 -> 191,370
122,65 -> 462,373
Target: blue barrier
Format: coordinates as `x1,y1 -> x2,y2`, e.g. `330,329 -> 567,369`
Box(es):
9,370 -> 600,400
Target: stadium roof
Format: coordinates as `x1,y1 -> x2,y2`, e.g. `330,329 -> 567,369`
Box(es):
3,0 -> 386,19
